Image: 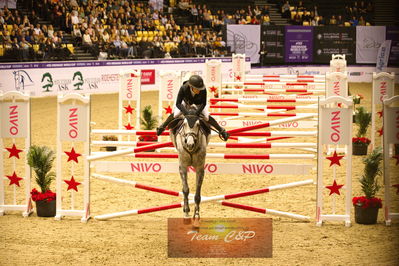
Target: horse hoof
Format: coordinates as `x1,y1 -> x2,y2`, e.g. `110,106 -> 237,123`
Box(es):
192,217 -> 200,228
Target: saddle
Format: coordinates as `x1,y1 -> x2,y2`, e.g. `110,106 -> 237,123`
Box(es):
168,115 -> 211,138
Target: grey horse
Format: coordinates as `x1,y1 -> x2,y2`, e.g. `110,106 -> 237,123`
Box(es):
170,108 -> 210,226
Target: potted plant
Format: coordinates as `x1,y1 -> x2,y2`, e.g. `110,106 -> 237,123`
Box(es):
139,105 -> 158,151
352,147 -> 383,224
27,145 -> 56,217
352,94 -> 363,123
102,135 -> 118,151
352,106 -> 372,155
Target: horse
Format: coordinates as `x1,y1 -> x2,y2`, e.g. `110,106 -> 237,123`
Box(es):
169,106 -> 211,226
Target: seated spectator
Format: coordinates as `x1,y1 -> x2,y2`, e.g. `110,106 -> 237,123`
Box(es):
349,16 -> 359,26
282,1 -> 291,18
329,15 -> 337,25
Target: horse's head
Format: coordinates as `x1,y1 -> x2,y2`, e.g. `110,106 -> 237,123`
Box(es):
181,114 -> 201,153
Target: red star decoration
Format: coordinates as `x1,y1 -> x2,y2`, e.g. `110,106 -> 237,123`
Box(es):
64,176 -> 81,192
235,75 -> 241,81
209,86 -> 218,93
6,144 -> 23,159
337,103 -> 342,108
377,127 -> 383,136
326,150 -> 344,167
6,171 -> 23,187
377,110 -> 383,118
64,147 -> 81,163
164,105 -> 173,114
124,123 -> 134,130
326,180 -> 344,196
393,184 -> 399,195
392,154 -> 399,166
130,73 -> 136,77
124,104 -> 134,114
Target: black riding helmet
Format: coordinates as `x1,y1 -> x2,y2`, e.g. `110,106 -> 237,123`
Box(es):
188,75 -> 205,90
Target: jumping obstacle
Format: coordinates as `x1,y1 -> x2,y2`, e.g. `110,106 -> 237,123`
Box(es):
383,95 -> 399,226
371,72 -> 395,150
92,173 -> 313,221
158,70 -> 181,127
232,53 -> 246,83
55,93 -> 90,222
316,96 -> 353,227
88,113 -> 316,162
0,91 -> 33,217
88,108 -> 318,221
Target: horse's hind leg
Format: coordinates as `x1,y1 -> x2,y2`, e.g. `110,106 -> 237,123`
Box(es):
179,165 -> 190,218
193,167 -> 205,225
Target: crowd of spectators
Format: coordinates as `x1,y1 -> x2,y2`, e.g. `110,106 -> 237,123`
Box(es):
0,0 -> 375,62
279,0 -> 374,26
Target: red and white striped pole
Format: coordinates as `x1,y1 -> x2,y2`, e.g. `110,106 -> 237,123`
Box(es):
94,178 -> 313,220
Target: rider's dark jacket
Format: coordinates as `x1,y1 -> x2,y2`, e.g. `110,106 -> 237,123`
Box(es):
175,81 -> 207,115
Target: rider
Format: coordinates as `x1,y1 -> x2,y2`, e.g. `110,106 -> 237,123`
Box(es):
156,74 -> 230,141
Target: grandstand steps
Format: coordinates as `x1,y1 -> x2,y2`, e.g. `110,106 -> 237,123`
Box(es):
196,0 -> 255,13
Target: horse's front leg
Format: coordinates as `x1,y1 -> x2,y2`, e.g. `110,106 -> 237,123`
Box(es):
179,165 -> 190,218
193,167 -> 205,223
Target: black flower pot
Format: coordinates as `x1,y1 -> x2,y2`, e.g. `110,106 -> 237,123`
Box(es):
395,144 -> 399,156
352,114 -> 356,123
36,199 -> 56,217
352,143 -> 368,156
354,205 -> 379,224
105,146 -> 117,151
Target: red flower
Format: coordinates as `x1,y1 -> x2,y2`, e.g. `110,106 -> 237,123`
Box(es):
352,196 -> 382,209
31,188 -> 56,202
352,137 -> 371,144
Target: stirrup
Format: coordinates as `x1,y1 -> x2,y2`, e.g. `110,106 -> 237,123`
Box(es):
219,130 -> 229,141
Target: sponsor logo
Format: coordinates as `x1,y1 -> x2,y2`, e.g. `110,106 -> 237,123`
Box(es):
41,72 -> 54,92
13,70 -> 34,91
73,71 -> 84,90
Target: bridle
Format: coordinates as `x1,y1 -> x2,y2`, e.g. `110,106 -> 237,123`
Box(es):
181,118 -> 201,155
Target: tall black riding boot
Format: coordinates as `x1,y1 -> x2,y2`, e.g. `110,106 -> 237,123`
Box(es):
208,115 -> 229,141
156,113 -> 174,136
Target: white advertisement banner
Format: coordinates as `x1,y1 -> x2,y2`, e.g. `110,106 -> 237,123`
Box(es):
376,40 -> 392,72
205,59 -> 222,94
94,161 -> 313,175
227,25 -> 260,64
356,26 -> 386,64
321,107 -> 351,145
249,65 -> 399,83
386,107 -> 399,144
372,73 -> 395,105
59,104 -> 89,142
160,71 -> 181,102
120,71 -> 140,101
326,72 -> 348,98
0,102 -> 28,138
0,58 -> 250,97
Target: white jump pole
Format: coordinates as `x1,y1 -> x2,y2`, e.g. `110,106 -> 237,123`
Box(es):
383,95 -> 399,226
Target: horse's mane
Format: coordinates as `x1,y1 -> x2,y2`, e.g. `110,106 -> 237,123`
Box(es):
169,106 -> 211,137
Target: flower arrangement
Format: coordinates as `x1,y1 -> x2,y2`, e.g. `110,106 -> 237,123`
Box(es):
352,137 -> 371,145
352,94 -> 363,106
353,147 -> 383,224
27,145 -> 56,202
31,188 -> 56,202
353,106 -> 371,142
139,105 -> 158,142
